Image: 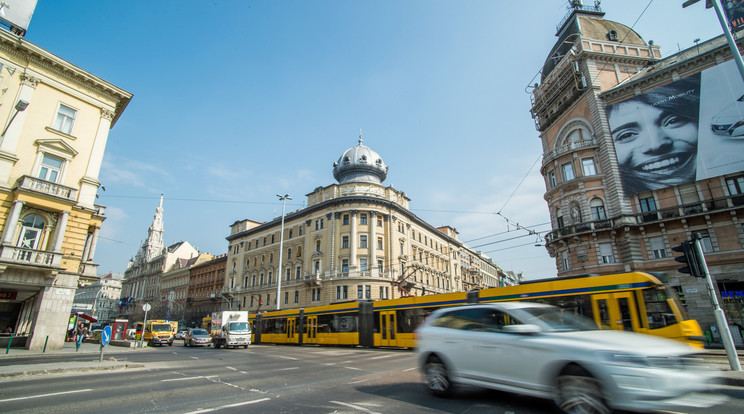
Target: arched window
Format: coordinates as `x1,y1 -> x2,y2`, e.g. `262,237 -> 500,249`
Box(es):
590,198 -> 607,220
18,214 -> 45,249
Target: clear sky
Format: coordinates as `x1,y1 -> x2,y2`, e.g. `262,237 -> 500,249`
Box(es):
20,1 -> 723,279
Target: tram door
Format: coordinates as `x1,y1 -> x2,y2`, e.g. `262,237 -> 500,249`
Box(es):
304,315 -> 318,344
591,292 -> 640,332
286,318 -> 297,344
379,310 -> 397,347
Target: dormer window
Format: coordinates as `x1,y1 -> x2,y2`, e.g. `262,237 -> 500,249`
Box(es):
360,155 -> 367,163
607,30 -> 618,41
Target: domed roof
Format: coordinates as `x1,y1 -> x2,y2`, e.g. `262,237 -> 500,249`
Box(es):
333,134 -> 388,185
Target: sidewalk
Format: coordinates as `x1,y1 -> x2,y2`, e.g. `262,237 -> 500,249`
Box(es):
0,340 -> 150,378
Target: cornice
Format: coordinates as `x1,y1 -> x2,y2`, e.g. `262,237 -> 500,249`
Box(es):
0,30 -> 132,125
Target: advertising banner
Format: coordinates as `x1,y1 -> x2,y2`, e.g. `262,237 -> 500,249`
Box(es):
607,60 -> 744,195
724,0 -> 744,29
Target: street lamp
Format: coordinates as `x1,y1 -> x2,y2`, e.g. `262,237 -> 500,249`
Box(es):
276,194 -> 291,310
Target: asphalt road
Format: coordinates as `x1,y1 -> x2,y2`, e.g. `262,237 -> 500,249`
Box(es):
1,344 -> 743,414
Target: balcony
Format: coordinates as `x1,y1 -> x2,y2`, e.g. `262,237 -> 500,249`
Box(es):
78,261 -> 99,277
542,139 -> 597,165
16,175 -> 77,202
0,244 -> 63,271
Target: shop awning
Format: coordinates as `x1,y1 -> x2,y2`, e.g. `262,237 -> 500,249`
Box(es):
74,313 -> 97,323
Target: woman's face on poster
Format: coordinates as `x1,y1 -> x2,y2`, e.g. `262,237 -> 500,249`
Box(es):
610,100 -> 698,186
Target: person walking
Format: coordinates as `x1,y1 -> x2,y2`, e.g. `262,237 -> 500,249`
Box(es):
75,321 -> 87,351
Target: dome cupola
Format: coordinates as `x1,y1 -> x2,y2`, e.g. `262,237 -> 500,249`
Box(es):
333,133 -> 388,185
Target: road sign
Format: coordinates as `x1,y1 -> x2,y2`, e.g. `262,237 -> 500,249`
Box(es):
101,325 -> 112,347
143,303 -> 151,312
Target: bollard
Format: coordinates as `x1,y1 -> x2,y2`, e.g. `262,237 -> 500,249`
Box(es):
5,333 -> 12,354
43,336 -> 49,353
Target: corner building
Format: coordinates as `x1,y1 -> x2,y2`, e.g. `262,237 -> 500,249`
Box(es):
531,5 -> 744,334
225,137 -> 502,312
0,28 -> 131,349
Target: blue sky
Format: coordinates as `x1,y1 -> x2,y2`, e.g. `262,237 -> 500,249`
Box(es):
21,1 -> 723,279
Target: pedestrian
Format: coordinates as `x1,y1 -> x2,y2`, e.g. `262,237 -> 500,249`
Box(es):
75,321 -> 87,351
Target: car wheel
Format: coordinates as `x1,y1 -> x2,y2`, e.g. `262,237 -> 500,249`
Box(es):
424,356 -> 452,397
554,365 -> 609,414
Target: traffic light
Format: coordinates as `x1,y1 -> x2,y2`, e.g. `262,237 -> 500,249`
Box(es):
672,241 -> 703,278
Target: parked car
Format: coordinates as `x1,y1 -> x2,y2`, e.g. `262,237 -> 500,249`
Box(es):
184,328 -> 212,347
415,302 -> 725,413
174,330 -> 188,340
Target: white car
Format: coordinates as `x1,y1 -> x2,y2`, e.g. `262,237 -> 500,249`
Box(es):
415,302 -> 725,413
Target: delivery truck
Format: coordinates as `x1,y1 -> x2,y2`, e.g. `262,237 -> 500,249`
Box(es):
210,311 -> 251,349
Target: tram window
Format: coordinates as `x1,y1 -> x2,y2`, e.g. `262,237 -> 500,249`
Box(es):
596,299 -> 611,328
318,313 -> 358,333
397,308 -> 430,334
643,289 -> 677,329
617,298 -> 634,331
530,295 -> 594,321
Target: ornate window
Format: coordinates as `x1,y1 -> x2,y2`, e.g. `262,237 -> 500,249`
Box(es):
18,214 -> 45,249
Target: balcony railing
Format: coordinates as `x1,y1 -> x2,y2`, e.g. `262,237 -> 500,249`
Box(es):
0,244 -> 62,269
543,139 -> 597,165
78,261 -> 99,277
16,175 -> 77,202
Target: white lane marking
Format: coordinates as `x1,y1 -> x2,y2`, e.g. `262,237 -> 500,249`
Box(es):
348,378 -> 370,384
0,389 -> 92,403
162,376 -> 206,382
330,401 -> 382,414
183,397 -> 271,414
240,371 -> 248,374
403,367 -> 417,372
369,354 -> 394,360
344,366 -> 362,371
277,367 -> 299,371
190,356 -> 199,360
226,366 -> 237,371
277,355 -> 297,360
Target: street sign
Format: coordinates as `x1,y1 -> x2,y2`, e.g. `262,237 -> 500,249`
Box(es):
101,325 -> 112,347
143,303 -> 151,312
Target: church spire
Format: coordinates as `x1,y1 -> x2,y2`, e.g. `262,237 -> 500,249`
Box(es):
144,194 -> 164,261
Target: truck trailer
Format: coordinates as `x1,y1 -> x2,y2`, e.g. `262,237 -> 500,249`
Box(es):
210,311 -> 251,349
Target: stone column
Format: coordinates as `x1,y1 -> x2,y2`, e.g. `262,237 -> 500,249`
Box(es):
52,211 -> 70,252
78,109 -> 115,208
1,200 -> 24,244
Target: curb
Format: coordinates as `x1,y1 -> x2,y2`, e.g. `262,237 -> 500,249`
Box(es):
0,362 -> 145,378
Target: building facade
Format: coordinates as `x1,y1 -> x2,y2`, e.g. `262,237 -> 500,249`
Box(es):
185,254 -> 226,326
224,137 -> 504,313
72,273 -> 123,324
120,196 -> 200,322
530,4 -> 744,332
0,28 -> 131,349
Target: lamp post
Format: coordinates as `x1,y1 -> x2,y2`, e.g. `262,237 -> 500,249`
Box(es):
275,194 -> 291,310
1,100 -> 29,137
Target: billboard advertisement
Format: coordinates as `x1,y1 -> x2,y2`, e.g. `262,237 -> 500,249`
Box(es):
724,0 -> 744,29
0,0 -> 37,34
607,59 -> 744,195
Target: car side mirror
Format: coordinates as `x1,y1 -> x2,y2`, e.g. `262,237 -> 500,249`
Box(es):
503,324 -> 542,335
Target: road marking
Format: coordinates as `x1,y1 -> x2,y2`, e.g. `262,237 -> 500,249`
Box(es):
226,366 -> 237,371
162,376 -> 206,382
0,389 -> 92,403
344,366 -> 362,371
403,367 -> 417,372
240,371 -> 248,374
190,356 -> 199,360
277,367 -> 299,371
330,401 -> 381,414
277,355 -> 297,360
369,354 -> 394,360
183,397 -> 271,413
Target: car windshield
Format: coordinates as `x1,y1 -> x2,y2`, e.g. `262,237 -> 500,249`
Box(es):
515,306 -> 599,332
191,329 -> 208,335
229,322 -> 250,332
152,324 -> 172,332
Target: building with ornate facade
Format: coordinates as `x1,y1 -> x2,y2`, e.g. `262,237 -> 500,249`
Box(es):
185,254 -> 226,326
159,253 -> 212,326
0,25 -> 131,349
530,4 -> 744,332
223,137 -> 504,312
120,195 -> 200,322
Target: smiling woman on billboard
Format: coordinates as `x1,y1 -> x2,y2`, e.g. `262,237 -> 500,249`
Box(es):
607,74 -> 701,195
